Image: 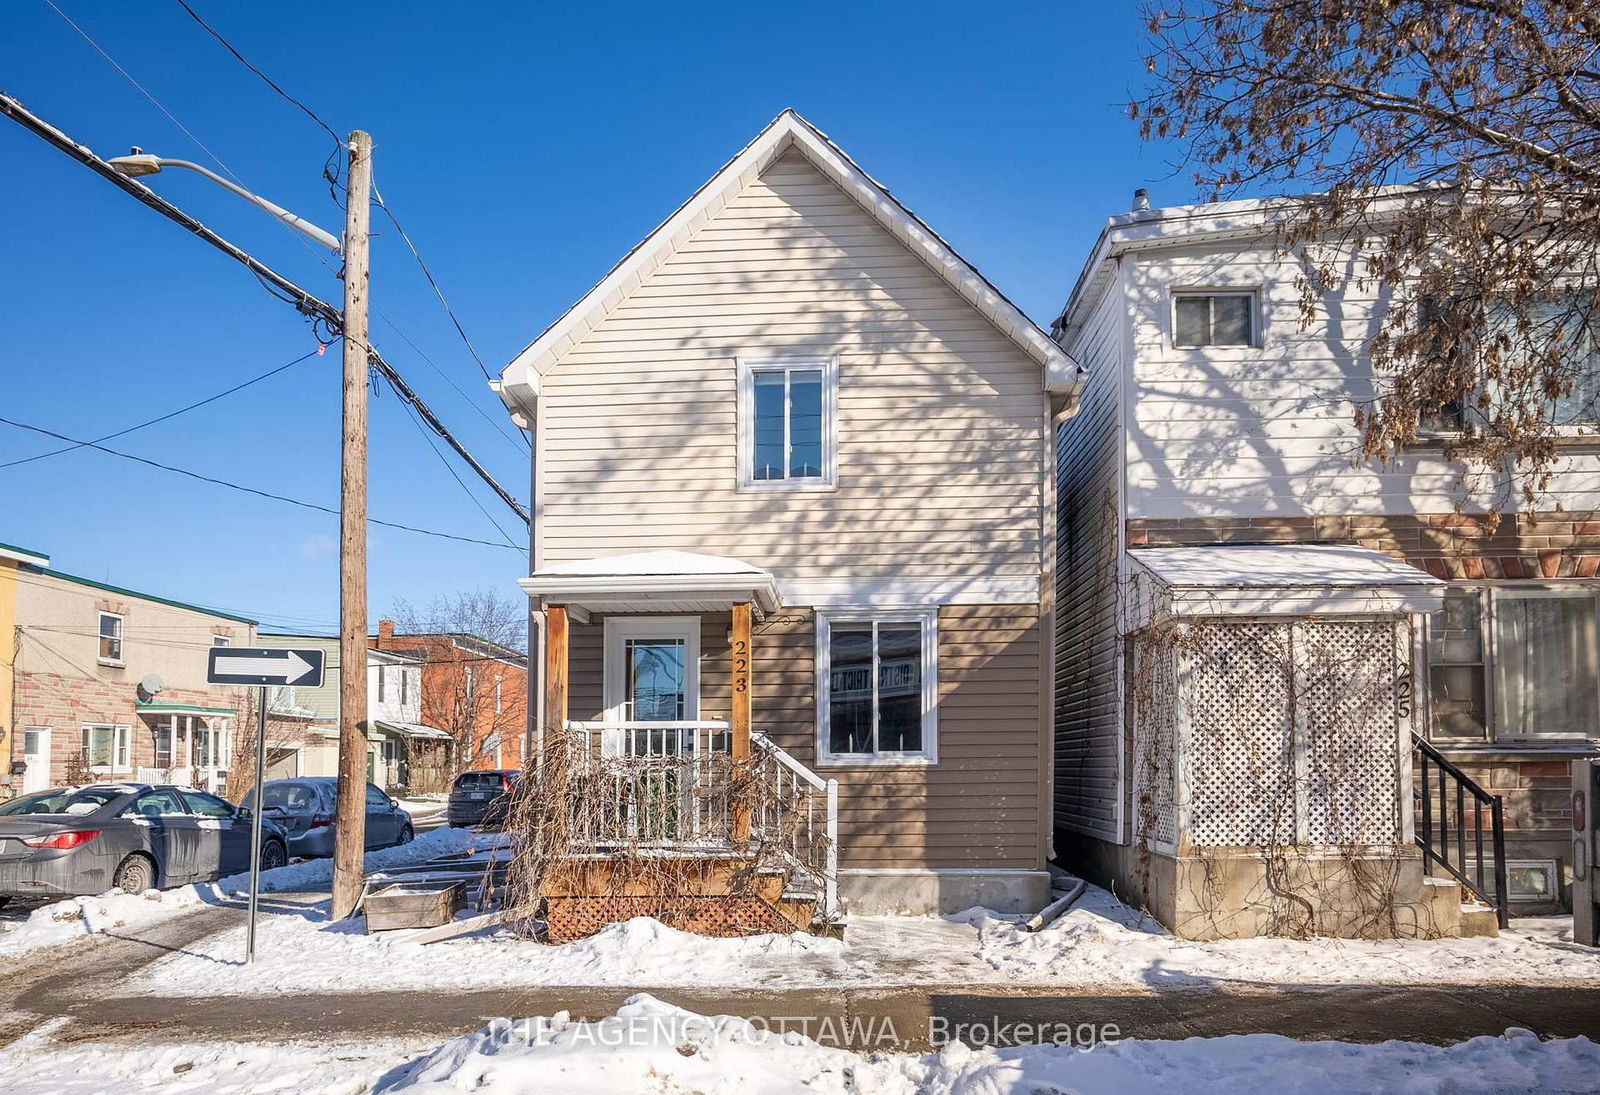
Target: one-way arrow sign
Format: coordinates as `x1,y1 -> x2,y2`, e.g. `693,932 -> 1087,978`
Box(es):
207,647 -> 325,688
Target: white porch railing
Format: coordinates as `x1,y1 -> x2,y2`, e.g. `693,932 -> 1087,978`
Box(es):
560,720 -> 840,919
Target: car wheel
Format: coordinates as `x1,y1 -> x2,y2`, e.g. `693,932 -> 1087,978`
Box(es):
113,853 -> 155,894
396,824 -> 414,846
260,840 -> 288,871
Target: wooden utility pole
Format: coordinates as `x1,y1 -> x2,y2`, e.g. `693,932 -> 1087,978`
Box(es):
331,130 -> 373,920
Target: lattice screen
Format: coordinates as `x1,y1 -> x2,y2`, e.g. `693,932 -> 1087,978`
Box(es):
1171,616 -> 1403,848
1130,635 -> 1177,848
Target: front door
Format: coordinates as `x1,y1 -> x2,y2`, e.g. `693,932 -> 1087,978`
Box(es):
22,727 -> 50,793
602,617 -> 700,756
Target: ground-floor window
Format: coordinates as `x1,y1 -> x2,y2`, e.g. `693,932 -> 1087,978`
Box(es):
815,607 -> 937,764
195,720 -> 231,770
1427,584 -> 1600,741
82,724 -> 130,772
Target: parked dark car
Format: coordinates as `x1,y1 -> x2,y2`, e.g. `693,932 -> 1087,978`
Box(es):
447,770 -> 519,828
241,777 -> 414,859
0,783 -> 289,904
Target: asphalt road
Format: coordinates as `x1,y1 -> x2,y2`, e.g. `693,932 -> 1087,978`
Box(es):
2,899 -> 1598,1052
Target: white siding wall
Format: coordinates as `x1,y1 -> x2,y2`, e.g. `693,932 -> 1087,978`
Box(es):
1122,242 -> 1600,519
538,148 -> 1046,583
1053,264 -> 1127,841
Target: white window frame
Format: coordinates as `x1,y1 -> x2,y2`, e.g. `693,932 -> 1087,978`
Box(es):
82,723 -> 131,773
602,616 -> 701,723
736,355 -> 839,491
1426,582 -> 1600,743
212,635 -> 231,647
815,606 -> 938,767
195,718 -> 231,771
1170,289 -> 1259,349
97,611 -> 125,666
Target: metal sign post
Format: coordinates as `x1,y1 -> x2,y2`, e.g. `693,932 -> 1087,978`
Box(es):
205,647 -> 325,965
247,684 -> 268,964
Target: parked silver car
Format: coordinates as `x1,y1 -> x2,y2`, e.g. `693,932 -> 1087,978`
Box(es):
241,777 -> 414,859
0,783 -> 289,903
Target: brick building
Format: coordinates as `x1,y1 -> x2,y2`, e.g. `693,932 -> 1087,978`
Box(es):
372,619 -> 528,773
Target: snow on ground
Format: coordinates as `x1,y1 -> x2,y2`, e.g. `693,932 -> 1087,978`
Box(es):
127,879 -> 1600,997
11,997 -> 1593,1095
0,826 -> 486,958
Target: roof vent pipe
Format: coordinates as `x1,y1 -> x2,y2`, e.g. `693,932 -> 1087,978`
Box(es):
1131,188 -> 1150,213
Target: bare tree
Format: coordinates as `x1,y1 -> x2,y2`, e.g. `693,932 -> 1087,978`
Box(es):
1135,1 -> 1600,508
389,589 -> 528,776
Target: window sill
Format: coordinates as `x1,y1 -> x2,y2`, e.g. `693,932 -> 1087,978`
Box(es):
97,659 -> 125,669
737,481 -> 839,495
815,754 -> 936,769
1431,739 -> 1599,761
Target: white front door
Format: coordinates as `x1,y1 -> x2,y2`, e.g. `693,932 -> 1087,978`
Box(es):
602,617 -> 700,756
22,727 -> 51,792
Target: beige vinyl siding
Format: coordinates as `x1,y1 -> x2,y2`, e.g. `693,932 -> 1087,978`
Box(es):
1123,244 -> 1600,517
565,605 -> 1044,870
539,148 -> 1045,584
1053,270 -> 1126,843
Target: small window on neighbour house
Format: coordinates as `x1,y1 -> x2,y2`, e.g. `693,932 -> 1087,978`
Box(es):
738,358 -> 837,489
400,667 -> 409,707
816,610 -> 937,763
377,666 -> 386,703
1173,292 -> 1255,348
1428,586 -> 1600,740
98,612 -> 124,663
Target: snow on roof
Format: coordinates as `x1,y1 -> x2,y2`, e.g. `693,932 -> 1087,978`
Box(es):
1126,543 -> 1443,625
535,550 -> 768,579
497,109 -> 1080,416
374,721 -> 453,742
1131,544 -> 1441,589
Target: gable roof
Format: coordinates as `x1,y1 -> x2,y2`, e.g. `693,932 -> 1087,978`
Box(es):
496,110 -> 1080,414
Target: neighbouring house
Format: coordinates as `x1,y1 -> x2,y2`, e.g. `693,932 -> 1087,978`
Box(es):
494,109 -> 1080,928
371,619 -> 529,773
5,542 -> 260,797
1051,192 -> 1600,938
260,633 -> 451,792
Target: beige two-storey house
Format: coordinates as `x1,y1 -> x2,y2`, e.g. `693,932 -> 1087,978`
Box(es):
496,111 -> 1080,917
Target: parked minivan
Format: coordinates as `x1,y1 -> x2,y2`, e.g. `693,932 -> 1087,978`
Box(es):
446,770 -> 518,829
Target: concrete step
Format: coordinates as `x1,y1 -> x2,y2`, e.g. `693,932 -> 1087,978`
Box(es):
1418,876 -> 1463,938
1458,903 -> 1501,938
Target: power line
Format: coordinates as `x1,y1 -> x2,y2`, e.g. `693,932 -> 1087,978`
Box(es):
0,90 -> 530,524
0,345 -> 328,470
172,0 -> 341,148
0,414 -> 520,551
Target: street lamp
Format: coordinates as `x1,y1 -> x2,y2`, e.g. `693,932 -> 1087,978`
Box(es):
107,148 -> 341,254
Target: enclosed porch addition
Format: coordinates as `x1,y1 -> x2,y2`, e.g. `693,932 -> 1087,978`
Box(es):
521,551 -> 840,941
1120,544 -> 1498,939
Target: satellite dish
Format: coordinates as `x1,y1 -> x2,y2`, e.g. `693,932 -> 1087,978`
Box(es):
139,674 -> 164,699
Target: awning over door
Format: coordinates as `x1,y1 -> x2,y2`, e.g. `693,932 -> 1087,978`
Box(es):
1126,543 -> 1444,628
519,550 -> 782,616
373,720 -> 453,742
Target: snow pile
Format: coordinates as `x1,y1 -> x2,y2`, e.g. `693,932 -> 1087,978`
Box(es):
381,994 -> 1600,1095
962,886 -> 1600,988
134,914 -> 844,997
0,826 -> 482,958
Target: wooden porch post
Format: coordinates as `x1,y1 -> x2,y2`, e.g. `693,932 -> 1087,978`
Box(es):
543,604 -> 569,749
731,601 -> 752,841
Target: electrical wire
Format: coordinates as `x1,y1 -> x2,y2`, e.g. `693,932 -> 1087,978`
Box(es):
0,345 -> 329,470
0,414 -> 521,551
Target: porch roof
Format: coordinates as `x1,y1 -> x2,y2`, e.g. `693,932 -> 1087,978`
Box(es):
135,701 -> 235,718
1126,543 -> 1444,625
519,550 -> 782,615
374,720 -> 454,742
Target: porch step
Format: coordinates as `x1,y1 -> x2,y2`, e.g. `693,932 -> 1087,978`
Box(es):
1458,903 -> 1501,938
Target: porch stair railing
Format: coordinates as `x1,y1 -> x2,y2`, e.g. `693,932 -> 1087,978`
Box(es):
1412,732 -> 1510,928
562,721 -> 840,922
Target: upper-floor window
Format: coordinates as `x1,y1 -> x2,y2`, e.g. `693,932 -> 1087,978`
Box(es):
97,612 -> 124,664
1173,291 -> 1256,348
737,357 -> 837,490
377,665 -> 386,703
400,666 -> 410,706
212,635 -> 231,647
1427,585 -> 1599,741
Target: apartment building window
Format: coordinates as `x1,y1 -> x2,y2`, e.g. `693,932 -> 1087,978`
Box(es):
212,635 -> 231,647
98,612 -> 124,664
737,356 -> 838,489
82,724 -> 130,771
1428,586 -> 1600,740
1172,291 -> 1256,348
816,608 -> 938,764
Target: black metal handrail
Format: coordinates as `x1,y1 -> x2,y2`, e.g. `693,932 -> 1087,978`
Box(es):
1413,732 -> 1509,928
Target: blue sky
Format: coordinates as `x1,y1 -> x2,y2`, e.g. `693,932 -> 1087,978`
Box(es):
1,1 -> 1174,632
